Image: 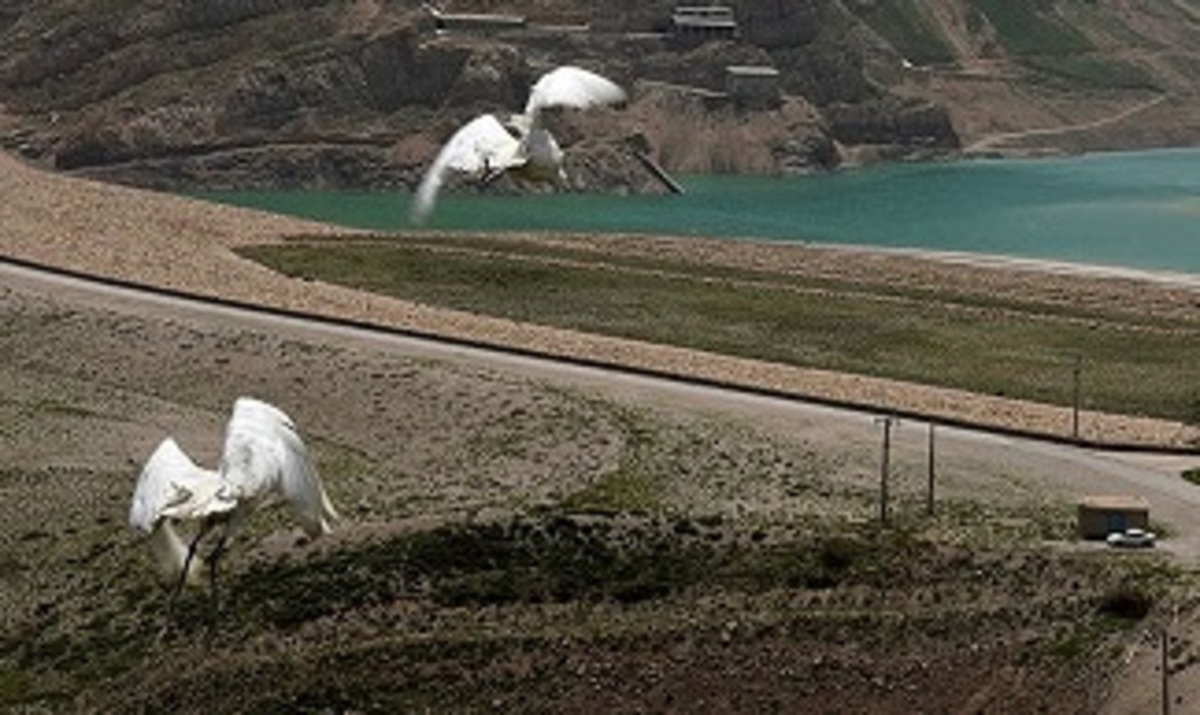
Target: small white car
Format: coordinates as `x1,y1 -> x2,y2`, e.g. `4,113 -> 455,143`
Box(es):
1106,528 -> 1157,548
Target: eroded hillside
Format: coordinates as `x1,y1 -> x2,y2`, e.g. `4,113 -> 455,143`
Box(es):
0,0 -> 1197,192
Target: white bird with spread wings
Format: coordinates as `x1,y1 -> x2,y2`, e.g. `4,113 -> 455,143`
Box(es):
411,65 -> 627,224
129,396 -> 338,623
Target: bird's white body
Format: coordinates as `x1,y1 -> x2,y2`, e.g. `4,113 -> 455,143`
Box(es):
411,65 -> 626,224
129,437 -> 228,585
518,126 -> 566,183
129,397 -> 337,586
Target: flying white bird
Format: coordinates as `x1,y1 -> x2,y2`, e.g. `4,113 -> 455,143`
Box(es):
411,64 -> 627,224
129,396 -> 338,622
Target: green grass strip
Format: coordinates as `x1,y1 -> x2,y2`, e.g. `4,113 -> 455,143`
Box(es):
238,238 -> 1200,425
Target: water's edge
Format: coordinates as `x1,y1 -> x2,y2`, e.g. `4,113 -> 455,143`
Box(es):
194,148 -> 1200,275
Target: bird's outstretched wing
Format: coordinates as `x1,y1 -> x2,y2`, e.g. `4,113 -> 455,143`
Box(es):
223,397 -> 338,538
129,437 -> 224,533
524,66 -> 627,118
411,114 -> 524,225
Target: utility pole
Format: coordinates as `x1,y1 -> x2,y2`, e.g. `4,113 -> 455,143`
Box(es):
926,423 -> 936,517
1162,627 -> 1171,715
1072,354 -> 1082,441
876,416 -> 899,525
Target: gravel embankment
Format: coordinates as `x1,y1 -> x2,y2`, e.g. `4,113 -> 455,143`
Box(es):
3,149 -> 1198,448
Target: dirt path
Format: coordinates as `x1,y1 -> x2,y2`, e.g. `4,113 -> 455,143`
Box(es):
7,257 -> 1200,557
964,93 -> 1171,153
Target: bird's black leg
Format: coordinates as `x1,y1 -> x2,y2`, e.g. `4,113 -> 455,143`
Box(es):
161,524 -> 209,637
205,533 -> 230,636
478,157 -> 509,188
481,168 -> 505,187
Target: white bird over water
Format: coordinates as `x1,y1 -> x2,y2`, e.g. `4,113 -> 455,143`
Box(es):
411,65 -> 627,224
129,396 -> 338,622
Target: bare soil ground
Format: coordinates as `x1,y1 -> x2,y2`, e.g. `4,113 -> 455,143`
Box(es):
2,150 -> 1200,712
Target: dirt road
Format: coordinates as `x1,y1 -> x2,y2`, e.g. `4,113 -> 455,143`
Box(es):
6,258 -> 1198,560
965,94 -> 1171,153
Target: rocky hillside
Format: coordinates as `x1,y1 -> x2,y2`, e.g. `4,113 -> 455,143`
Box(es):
0,0 -> 1197,192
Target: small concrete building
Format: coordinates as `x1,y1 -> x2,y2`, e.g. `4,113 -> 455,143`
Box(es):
1077,495 -> 1150,540
670,5 -> 738,43
726,65 -> 781,108
424,5 -> 526,33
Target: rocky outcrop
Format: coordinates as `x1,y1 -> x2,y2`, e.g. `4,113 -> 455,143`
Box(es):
824,96 -> 959,151
68,143 -> 404,191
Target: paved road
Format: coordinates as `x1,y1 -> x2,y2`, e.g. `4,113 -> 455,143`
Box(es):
5,258 -> 1200,559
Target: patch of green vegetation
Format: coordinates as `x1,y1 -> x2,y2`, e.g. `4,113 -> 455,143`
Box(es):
559,406 -> 671,515
1041,619 -> 1117,664
849,0 -> 957,65
1097,581 -> 1155,620
1062,0 -> 1155,48
308,436 -> 382,511
0,551 -> 21,580
311,436 -> 377,473
932,498 -> 1077,544
971,0 -> 1093,56
1036,577 -> 1158,667
32,399 -> 105,419
216,511 -> 1171,634
238,239 -> 1200,424
228,515 -> 722,628
561,469 -> 665,515
1183,467 -> 1200,486
0,663 -> 34,707
1024,54 -> 1160,90
726,531 -> 888,591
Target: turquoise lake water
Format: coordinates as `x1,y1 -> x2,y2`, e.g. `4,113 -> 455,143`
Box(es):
197,147 -> 1200,274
